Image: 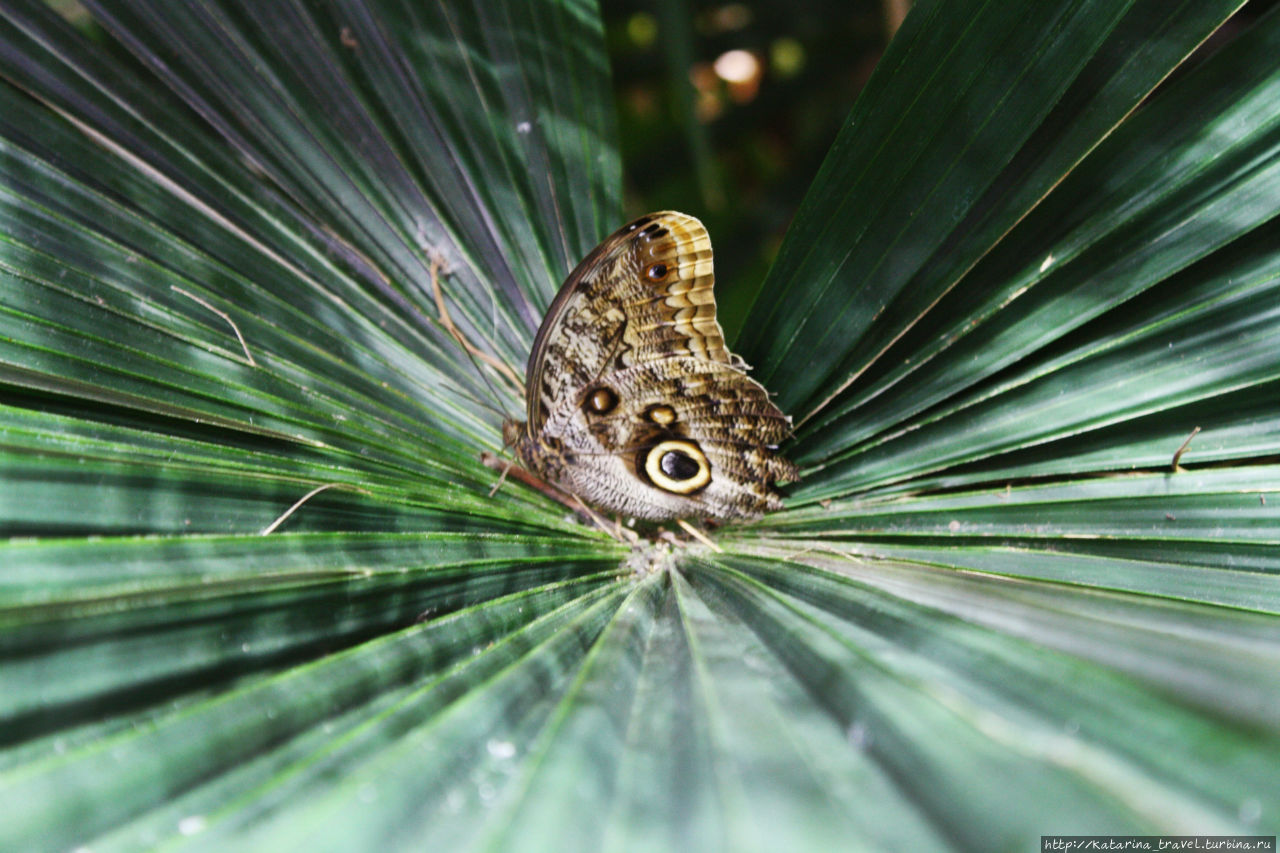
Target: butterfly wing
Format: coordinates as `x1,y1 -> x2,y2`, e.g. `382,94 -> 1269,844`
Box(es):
516,211 -> 797,521
525,211 -> 732,427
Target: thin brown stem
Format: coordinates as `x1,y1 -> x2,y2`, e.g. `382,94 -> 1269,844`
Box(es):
261,482 -> 371,535
676,518 -> 722,552
429,259 -> 523,394
172,286 -> 256,366
1171,426 -> 1201,471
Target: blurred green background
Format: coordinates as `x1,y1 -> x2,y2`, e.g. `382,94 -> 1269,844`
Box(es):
604,0 -> 901,338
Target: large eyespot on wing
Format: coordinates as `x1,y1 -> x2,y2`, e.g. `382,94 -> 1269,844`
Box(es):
597,358 -> 797,517
640,439 -> 712,495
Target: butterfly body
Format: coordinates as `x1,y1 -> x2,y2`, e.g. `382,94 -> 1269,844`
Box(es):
505,212 -> 797,521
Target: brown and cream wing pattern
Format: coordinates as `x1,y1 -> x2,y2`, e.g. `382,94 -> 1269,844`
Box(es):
510,211 -> 798,521
524,211 -> 732,430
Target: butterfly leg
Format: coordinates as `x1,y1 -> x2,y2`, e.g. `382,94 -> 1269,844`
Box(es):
481,452 -> 578,509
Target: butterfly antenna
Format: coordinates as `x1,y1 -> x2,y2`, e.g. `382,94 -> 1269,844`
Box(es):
468,388 -> 516,421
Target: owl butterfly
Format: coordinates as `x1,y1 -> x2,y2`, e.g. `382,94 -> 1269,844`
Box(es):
502,211 -> 798,521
